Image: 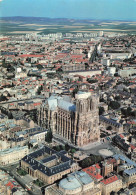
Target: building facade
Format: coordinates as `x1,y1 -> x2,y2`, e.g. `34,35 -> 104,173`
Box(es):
100,175 -> 122,195
0,146 -> 28,166
123,168 -> 136,185
38,92 -> 100,147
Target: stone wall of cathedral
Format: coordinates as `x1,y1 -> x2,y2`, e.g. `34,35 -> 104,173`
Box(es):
38,93 -> 100,147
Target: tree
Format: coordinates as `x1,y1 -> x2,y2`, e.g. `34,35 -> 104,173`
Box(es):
109,101 -> 120,110
79,155 -> 103,168
65,143 -> 70,151
107,126 -> 112,130
55,145 -> 61,151
121,108 -> 127,117
81,158 -> 92,168
85,63 -> 89,69
131,110 -> 136,117
71,149 -> 76,154
57,67 -> 63,72
8,112 -> 13,119
114,96 -> 120,101
127,107 -> 132,114
110,191 -> 116,195
0,95 -> 8,102
37,64 -> 43,69
28,109 -> 38,123
100,97 -> 105,102
53,145 -> 65,151
72,88 -> 79,98
33,144 -> 38,149
37,85 -> 43,95
121,107 -> 132,117
87,78 -> 98,83
45,130 -> 53,143
114,73 -> 118,77
99,106 -> 105,115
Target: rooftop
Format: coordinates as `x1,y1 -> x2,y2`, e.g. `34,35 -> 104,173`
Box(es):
113,154 -> 136,167
0,146 -> 28,156
83,165 -> 103,180
59,171 -> 93,190
22,146 -> 74,177
58,99 -> 76,112
101,175 -> 118,185
124,168 -> 136,176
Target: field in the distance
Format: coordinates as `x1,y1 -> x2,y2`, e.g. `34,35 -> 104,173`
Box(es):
0,17 -> 136,35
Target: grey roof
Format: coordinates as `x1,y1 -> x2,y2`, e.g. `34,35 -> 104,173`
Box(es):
22,146 -> 73,177
18,103 -> 25,106
0,114 -> 6,119
41,155 -> 57,164
10,137 -> 24,142
15,130 -> 27,137
0,127 -> 7,132
58,99 -> 76,112
124,168 -> 136,176
46,95 -> 61,111
67,69 -> 100,73
29,130 -> 47,137
25,127 -> 44,134
25,101 -> 34,104
59,171 -> 93,190
100,115 -> 122,127
112,135 -> 130,152
113,154 -> 136,167
43,95 -> 76,112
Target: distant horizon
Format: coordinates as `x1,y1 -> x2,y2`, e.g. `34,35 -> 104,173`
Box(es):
1,16 -> 136,22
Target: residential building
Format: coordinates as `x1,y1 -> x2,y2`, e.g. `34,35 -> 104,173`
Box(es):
0,146 -> 28,165
100,175 -> 122,195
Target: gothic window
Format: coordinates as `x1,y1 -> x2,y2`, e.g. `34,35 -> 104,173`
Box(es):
90,99 -> 92,110
88,122 -> 91,129
83,123 -> 86,131
88,99 -> 90,111
80,104 -> 82,113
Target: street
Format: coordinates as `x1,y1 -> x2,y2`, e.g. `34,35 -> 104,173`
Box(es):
0,163 -> 42,195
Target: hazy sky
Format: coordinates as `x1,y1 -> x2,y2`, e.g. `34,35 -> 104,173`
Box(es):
0,0 -> 136,21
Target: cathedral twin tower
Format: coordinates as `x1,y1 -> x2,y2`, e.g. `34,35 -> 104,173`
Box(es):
38,92 -> 100,147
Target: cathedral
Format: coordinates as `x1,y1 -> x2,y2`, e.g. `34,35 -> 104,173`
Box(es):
38,91 -> 100,147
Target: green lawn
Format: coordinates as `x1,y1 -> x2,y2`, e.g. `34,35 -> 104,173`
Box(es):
33,179 -> 44,187
17,168 -> 27,176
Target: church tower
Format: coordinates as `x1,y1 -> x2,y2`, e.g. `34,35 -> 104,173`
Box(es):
74,92 -> 100,146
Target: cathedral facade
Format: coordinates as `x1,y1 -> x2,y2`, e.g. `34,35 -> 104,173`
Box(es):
38,92 -> 100,147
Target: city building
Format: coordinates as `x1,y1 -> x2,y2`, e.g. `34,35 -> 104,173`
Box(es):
100,116 -> 123,133
21,146 -> 79,184
0,146 -> 28,165
59,171 -> 101,195
45,171 -> 101,195
83,164 -> 103,182
123,168 -> 136,185
100,175 -> 122,195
